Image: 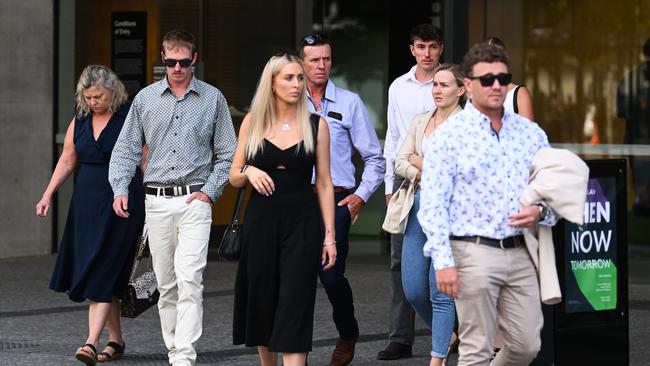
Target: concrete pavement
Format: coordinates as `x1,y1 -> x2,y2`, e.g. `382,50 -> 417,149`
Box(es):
0,240 -> 648,365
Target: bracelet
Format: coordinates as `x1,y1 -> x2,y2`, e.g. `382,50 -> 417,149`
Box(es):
323,241 -> 337,247
240,164 -> 249,178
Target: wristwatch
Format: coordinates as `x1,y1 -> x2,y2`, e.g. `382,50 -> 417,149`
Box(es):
535,203 -> 548,221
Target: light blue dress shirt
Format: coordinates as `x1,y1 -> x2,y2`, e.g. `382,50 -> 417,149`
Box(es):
417,103 -> 558,270
307,80 -> 385,202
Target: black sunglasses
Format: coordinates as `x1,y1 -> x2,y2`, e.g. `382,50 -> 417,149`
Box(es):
298,34 -> 329,49
467,73 -> 512,87
163,58 -> 193,68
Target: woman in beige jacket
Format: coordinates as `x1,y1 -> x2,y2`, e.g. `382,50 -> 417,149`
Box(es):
395,64 -> 465,366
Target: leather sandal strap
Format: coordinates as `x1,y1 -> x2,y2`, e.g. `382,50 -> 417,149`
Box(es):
83,343 -> 97,356
76,343 -> 97,358
104,341 -> 125,354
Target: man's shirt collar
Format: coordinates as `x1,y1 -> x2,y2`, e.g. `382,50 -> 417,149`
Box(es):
323,79 -> 337,103
466,101 -> 516,128
307,79 -> 337,104
406,65 -> 434,84
156,74 -> 202,96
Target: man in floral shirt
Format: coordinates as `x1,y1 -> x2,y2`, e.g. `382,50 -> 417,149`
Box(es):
418,43 -> 558,366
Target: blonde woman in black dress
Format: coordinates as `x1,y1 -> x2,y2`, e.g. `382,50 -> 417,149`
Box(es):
229,52 -> 336,366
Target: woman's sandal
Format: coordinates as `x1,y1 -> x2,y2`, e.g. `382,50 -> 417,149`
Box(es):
75,343 -> 97,366
97,341 -> 125,362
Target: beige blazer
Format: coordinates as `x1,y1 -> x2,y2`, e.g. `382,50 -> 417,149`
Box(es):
520,148 -> 589,305
394,105 -> 462,182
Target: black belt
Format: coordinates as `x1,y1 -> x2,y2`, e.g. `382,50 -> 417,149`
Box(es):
145,184 -> 203,197
450,235 -> 525,249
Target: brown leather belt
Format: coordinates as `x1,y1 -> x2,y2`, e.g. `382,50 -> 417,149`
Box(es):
313,186 -> 347,193
145,184 -> 203,197
450,235 -> 525,249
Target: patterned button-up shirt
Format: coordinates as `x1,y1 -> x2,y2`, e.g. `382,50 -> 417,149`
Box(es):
417,102 -> 557,270
109,75 -> 236,201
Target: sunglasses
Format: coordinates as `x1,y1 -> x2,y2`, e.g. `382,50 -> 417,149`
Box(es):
163,58 -> 193,68
467,73 -> 512,87
298,34 -> 329,49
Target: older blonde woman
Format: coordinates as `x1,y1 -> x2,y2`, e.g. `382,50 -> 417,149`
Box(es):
36,65 -> 145,365
229,52 -> 336,366
395,64 -> 465,366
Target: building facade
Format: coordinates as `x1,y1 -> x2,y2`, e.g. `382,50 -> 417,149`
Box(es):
1,0 -> 649,257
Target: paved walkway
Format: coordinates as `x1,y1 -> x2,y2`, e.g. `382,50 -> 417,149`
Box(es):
1,242 -> 648,365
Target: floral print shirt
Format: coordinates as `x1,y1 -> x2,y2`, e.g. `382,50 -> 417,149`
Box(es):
417,102 -> 557,270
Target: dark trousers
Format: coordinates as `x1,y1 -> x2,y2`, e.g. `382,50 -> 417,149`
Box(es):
389,179 -> 415,345
319,190 -> 359,341
389,232 -> 416,345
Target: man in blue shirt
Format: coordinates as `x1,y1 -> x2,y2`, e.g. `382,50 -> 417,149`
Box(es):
299,34 -> 386,366
418,43 -> 557,366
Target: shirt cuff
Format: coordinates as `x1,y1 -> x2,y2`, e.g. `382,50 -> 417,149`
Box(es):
201,185 -> 220,202
352,187 -> 371,203
113,188 -> 129,199
424,238 -> 455,271
384,180 -> 394,195
112,179 -> 131,199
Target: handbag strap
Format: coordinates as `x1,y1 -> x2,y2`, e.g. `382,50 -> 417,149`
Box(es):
231,187 -> 246,223
513,85 -> 521,114
309,114 -> 319,143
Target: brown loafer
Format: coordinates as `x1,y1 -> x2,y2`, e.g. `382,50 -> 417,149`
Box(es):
330,337 -> 357,366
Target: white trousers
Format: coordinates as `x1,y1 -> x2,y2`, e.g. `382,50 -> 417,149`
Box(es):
145,194 -> 212,366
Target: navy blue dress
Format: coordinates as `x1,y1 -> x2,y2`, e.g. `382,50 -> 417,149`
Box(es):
49,104 -> 145,303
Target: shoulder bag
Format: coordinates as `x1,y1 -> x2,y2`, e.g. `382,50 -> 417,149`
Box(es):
382,180 -> 416,234
218,187 -> 245,261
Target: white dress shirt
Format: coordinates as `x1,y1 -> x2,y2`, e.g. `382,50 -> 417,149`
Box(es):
384,65 -> 434,194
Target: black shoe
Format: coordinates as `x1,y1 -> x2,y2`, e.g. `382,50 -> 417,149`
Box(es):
377,342 -> 412,360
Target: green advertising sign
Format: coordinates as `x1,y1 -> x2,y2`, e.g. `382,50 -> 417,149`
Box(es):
565,177 -> 618,313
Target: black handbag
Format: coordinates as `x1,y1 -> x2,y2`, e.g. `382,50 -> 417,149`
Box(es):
121,225 -> 159,318
218,187 -> 245,261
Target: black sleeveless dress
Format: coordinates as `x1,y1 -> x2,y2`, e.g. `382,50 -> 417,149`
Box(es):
233,117 -> 321,352
49,104 -> 145,303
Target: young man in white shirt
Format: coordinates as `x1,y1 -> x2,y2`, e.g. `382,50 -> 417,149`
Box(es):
379,23 -> 444,360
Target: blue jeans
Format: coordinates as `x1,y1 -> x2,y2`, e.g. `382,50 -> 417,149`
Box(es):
401,190 -> 456,358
